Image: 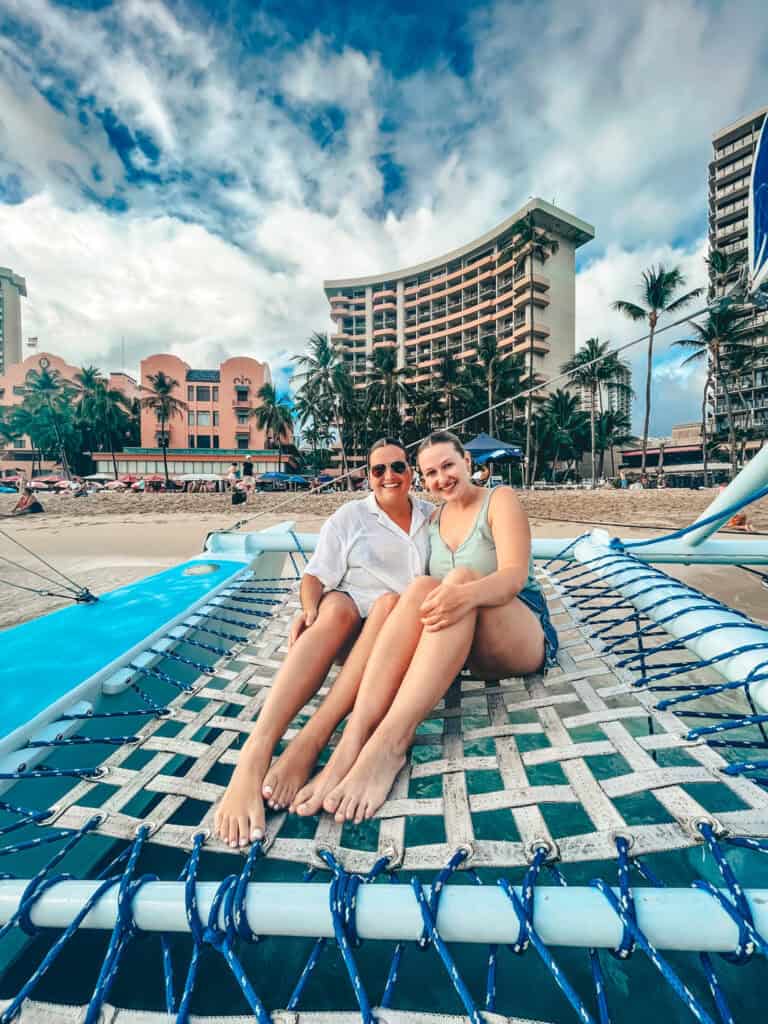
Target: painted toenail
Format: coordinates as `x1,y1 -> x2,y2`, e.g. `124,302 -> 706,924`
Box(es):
251,828 -> 264,840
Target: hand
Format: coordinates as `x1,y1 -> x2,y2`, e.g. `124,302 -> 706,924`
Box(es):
419,582 -> 476,632
289,606 -> 318,648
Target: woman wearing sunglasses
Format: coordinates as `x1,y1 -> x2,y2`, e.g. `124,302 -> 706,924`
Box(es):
214,437 -> 433,848
295,429 -> 558,825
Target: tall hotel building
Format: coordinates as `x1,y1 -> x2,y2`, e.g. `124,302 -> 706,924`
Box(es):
0,267 -> 27,374
709,106 -> 768,437
324,198 -> 594,405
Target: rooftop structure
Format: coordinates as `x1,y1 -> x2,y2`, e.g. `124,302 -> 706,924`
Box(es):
324,198 -> 594,412
709,106 -> 768,439
0,267 -> 27,375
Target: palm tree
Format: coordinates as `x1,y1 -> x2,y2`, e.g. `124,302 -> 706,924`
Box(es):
293,332 -> 353,478
595,409 -> 634,478
24,365 -> 76,478
561,338 -> 631,486
435,354 -> 474,429
252,383 -> 293,471
140,371 -> 187,485
507,211 -> 560,485
613,265 -> 703,474
367,347 -> 413,436
674,304 -> 762,479
475,336 -> 505,435
542,388 -> 589,481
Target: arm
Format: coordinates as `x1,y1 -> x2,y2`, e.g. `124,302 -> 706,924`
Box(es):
421,488 -> 532,630
288,511 -> 350,647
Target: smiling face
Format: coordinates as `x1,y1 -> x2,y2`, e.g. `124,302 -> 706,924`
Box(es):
368,443 -> 412,508
418,442 -> 473,501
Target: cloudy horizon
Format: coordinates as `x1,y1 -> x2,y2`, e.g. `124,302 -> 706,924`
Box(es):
1,0 -> 767,432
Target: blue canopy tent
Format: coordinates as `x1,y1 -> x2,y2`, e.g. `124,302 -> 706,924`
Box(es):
464,433 -> 523,485
474,447 -> 523,465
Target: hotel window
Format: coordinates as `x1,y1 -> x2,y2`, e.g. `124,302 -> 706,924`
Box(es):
188,410 -> 195,425
212,435 -> 219,449
187,386 -> 194,401
237,437 -> 248,450
197,435 -> 211,449
237,413 -> 248,425
212,387 -> 219,401
188,435 -> 195,448
212,411 -> 219,426
236,387 -> 249,402
196,386 -> 210,401
197,411 -> 211,427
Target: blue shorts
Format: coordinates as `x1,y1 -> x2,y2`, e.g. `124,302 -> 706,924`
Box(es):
517,586 -> 559,670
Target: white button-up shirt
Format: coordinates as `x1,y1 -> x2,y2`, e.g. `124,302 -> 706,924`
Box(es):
303,493 -> 433,617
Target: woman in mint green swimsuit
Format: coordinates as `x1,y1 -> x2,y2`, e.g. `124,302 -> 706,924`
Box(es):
314,430 -> 558,827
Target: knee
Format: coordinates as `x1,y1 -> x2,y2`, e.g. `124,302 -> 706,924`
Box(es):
319,595 -> 360,630
443,566 -> 481,585
371,592 -> 400,615
401,576 -> 439,603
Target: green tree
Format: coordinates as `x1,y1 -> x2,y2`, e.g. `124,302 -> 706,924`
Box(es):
561,338 -> 631,486
507,211 -> 560,485
140,371 -> 187,485
674,304 -> 762,479
594,409 -> 634,478
252,383 -> 293,471
293,332 -> 353,478
613,265 -> 703,474
367,346 -> 414,436
542,388 -> 589,481
24,364 -> 77,478
475,336 -> 505,435
435,354 -> 474,429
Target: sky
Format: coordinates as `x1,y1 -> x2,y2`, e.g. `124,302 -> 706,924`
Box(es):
0,0 -> 767,433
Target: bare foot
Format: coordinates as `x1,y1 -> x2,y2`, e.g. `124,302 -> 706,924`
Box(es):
292,727 -> 368,816
214,744 -> 271,847
323,734 -> 407,825
262,732 -> 323,810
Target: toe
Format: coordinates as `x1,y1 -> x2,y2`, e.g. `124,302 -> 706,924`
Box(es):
324,789 -> 341,814
237,816 -> 249,846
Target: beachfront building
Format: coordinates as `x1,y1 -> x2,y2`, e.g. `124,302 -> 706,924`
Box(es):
0,351 -> 139,476
0,267 -> 27,374
620,422 -> 730,486
324,198 -> 595,410
139,354 -> 279,451
709,106 -> 768,443
129,353 -> 292,477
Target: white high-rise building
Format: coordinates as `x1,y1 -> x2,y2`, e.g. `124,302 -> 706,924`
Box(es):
0,267 -> 27,374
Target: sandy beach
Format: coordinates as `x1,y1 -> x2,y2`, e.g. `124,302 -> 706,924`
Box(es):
1,487 -> 766,630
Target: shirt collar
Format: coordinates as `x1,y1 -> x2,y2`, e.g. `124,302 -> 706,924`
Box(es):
363,492 -> 427,535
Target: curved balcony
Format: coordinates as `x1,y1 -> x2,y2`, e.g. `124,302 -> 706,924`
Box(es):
372,299 -> 397,311
372,326 -> 397,337
373,340 -> 397,350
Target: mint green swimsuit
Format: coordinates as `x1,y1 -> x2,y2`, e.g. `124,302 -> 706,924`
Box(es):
428,490 -> 539,592
427,489 -> 558,667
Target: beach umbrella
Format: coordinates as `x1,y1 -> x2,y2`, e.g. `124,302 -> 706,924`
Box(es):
317,474 -> 334,482
119,474 -> 138,484
260,471 -> 291,481
84,473 -> 112,481
29,481 -> 49,490
474,447 -> 523,465
0,486 -> 17,494
146,474 -> 165,483
55,480 -> 73,489
37,474 -> 63,484
287,474 -> 309,485
104,480 -> 127,490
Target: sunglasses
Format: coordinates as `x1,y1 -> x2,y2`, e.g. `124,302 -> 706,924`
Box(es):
370,460 -> 408,478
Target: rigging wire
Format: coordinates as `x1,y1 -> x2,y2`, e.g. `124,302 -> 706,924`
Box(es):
0,526 -> 92,595
0,550 -> 83,596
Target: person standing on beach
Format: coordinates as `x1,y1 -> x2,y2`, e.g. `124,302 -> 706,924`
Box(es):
242,455 -> 254,491
214,437 -> 433,848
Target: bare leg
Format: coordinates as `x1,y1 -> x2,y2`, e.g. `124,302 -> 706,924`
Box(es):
263,593 -> 400,810
295,577 -> 439,816
326,570 -> 548,824
213,591 -> 360,847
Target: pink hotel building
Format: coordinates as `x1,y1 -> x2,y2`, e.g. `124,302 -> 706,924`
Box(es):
325,198 -> 594,399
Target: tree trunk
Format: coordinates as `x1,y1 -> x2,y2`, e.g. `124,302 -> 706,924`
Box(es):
488,375 -> 494,435
278,440 -> 283,471
640,315 -> 656,475
700,380 -> 709,488
110,433 -> 119,480
590,383 -> 596,487
716,352 -> 738,479
161,413 -> 170,485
